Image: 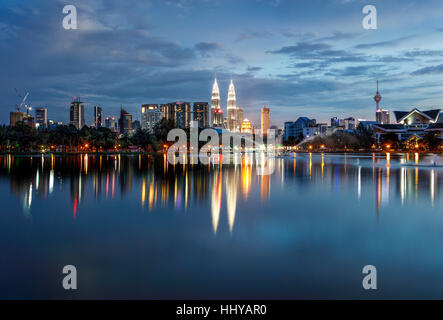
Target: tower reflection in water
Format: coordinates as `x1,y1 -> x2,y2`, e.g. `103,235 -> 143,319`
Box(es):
0,152 -> 441,232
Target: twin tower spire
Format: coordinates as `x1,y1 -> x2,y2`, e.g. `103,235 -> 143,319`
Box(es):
211,75 -> 237,129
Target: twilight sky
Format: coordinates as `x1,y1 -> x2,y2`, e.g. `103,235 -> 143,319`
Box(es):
2,0 -> 443,127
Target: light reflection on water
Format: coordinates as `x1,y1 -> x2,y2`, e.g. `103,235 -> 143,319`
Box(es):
1,153 -> 443,299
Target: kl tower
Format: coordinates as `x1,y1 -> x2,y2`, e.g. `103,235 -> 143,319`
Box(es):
374,80 -> 390,124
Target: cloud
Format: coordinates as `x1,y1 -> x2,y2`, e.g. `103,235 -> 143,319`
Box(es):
235,30 -> 272,42
404,49 -> 443,57
317,32 -> 361,42
325,65 -> 383,77
194,42 -> 223,56
225,54 -> 245,64
267,42 -> 330,56
411,64 -> 443,75
247,66 -> 262,72
354,35 -> 416,49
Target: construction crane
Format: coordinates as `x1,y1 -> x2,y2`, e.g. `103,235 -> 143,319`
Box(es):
14,88 -> 31,113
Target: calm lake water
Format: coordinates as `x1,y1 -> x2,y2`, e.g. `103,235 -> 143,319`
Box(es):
1,152 -> 443,299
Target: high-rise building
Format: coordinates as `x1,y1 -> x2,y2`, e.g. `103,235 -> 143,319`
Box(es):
35,107 -> 47,127
261,106 -> 270,136
160,102 -> 191,128
235,106 -> 243,132
174,102 -> 191,128
227,79 -> 238,132
241,119 -> 252,134
132,120 -> 141,130
70,97 -> 85,129
10,112 -> 23,126
193,102 -> 209,128
141,104 -> 162,132
211,77 -> 223,127
119,108 -> 133,134
9,110 -> 34,127
374,80 -> 390,124
160,103 -> 173,122
105,116 -> 117,132
94,106 -> 103,128
211,76 -> 223,127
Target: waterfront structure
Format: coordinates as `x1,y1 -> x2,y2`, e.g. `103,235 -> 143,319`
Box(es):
94,106 -> 103,128
35,107 -> 47,127
193,102 -> 209,128
211,76 -> 223,127
261,106 -> 270,136
284,117 -> 316,140
70,97 -> 85,129
119,108 -> 133,134
105,116 -> 117,132
141,104 -> 162,132
241,118 -> 252,134
374,81 -> 390,124
373,108 -> 443,143
227,79 -> 238,132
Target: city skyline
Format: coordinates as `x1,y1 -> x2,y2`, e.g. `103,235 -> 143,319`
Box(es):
3,0 -> 443,126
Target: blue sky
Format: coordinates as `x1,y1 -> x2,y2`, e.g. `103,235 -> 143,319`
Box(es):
2,0 -> 443,127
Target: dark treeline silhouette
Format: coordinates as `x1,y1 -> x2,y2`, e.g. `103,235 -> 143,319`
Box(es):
0,121 -> 176,153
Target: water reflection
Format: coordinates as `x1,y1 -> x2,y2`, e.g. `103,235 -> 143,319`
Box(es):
1,153 -> 442,232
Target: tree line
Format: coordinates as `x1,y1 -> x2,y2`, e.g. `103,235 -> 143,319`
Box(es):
0,119 -> 177,153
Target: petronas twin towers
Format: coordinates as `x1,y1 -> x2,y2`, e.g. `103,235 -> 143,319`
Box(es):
211,76 -> 243,132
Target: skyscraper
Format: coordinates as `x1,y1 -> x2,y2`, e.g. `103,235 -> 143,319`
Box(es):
94,106 -> 103,128
160,103 -> 174,122
211,76 -> 223,127
227,79 -> 238,132
119,108 -> 133,134
236,106 -> 243,132
374,80 -> 390,124
261,106 -> 270,136
173,102 -> 191,128
35,107 -> 48,127
105,116 -> 117,132
70,97 -> 85,129
160,102 -> 192,128
141,104 -> 162,132
193,102 -> 209,128
241,118 -> 252,134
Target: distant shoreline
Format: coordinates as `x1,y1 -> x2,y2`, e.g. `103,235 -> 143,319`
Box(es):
1,150 -> 442,156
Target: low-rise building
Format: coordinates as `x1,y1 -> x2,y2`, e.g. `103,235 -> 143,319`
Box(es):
284,117 -> 316,140
373,108 -> 443,143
